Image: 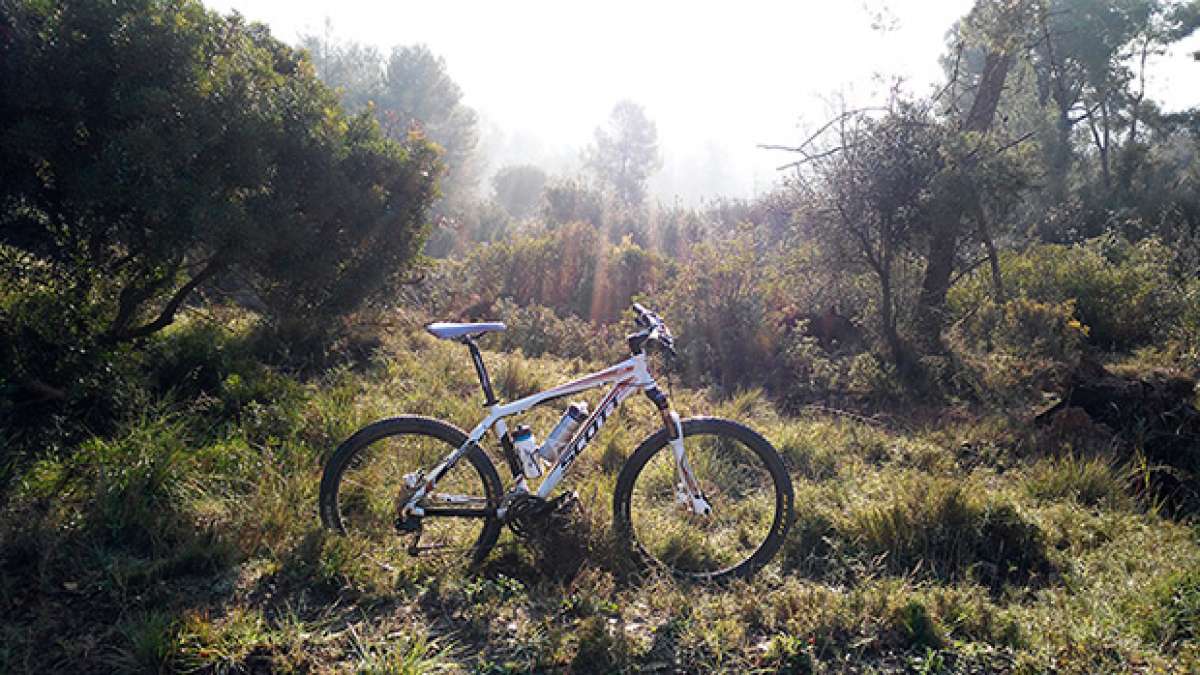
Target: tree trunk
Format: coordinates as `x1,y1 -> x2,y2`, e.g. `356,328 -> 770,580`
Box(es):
1046,107 -> 1073,209
913,49 -> 1012,354
878,266 -> 905,370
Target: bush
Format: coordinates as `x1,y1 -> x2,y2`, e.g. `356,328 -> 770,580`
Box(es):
949,236 -> 1185,352
0,253 -> 149,484
1,0 -> 439,345
945,297 -> 1088,401
780,332 -> 897,404
659,232 -> 781,392
1166,278 -> 1200,370
491,300 -> 623,363
414,221 -> 668,325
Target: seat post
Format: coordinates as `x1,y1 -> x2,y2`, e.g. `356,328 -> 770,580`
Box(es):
462,336 -> 498,406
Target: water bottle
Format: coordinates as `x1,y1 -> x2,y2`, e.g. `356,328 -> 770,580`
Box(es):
512,425 -> 542,478
537,402 -> 589,464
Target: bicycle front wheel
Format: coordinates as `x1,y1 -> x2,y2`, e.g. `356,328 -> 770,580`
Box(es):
613,417 -> 793,582
319,416 -> 503,565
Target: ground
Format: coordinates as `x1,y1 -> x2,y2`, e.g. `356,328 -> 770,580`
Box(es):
2,321 -> 1198,673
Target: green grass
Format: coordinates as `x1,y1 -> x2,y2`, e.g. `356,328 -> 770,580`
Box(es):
2,314 -> 1198,672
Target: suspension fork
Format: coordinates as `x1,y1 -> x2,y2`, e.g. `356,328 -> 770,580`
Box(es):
645,387 -> 711,516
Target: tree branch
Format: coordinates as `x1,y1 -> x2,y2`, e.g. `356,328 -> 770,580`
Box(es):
948,256 -> 990,289
106,258 -> 225,342
773,144 -> 858,171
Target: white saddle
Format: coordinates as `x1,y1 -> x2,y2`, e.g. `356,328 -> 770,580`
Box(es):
425,321 -> 507,340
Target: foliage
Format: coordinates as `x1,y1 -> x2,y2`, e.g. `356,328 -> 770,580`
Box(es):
413,221 -> 668,325
0,0 -> 440,346
541,177 -> 607,228
658,232 -> 779,391
376,44 -> 480,202
297,21 -> 383,112
584,100 -> 663,207
5,319 -> 1197,672
949,236 -> 1185,351
789,102 -> 948,368
945,297 -> 1088,401
490,299 -> 623,364
492,164 -> 548,220
304,32 -> 480,207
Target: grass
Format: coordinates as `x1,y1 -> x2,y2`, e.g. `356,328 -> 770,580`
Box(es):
2,313 -> 1199,672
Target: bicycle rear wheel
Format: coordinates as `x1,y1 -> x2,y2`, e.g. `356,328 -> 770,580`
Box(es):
613,417 -> 793,582
319,416 -> 503,564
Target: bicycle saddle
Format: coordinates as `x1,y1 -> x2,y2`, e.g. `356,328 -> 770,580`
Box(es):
426,322 -> 507,340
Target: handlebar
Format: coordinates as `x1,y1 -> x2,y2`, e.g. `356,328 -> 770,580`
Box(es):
629,303 -> 676,357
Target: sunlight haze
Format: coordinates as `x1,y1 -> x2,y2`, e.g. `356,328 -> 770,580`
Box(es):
203,1 -> 1195,199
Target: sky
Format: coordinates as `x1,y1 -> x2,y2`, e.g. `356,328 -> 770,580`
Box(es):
205,0 -> 1200,203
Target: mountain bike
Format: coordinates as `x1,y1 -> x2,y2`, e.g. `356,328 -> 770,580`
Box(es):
319,303 -> 794,581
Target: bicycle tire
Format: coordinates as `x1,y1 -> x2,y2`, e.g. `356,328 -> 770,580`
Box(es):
319,416 -> 503,565
613,417 -> 793,582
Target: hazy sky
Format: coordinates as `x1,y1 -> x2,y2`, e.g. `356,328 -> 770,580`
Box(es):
205,0 -> 1199,202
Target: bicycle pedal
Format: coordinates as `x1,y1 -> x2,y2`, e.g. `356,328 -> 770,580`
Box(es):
548,491 -> 580,514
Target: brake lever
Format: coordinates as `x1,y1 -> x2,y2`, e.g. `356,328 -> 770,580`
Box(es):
661,337 -> 678,359
648,328 -> 677,359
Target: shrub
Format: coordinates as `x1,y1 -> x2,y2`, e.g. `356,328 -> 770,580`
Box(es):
948,236 -> 1186,352
780,332 -> 898,404
0,249 -> 149,447
1,0 -> 439,345
945,297 -> 1088,401
414,221 -> 668,325
659,231 -> 781,392
1166,278 -> 1200,370
491,300 -> 623,363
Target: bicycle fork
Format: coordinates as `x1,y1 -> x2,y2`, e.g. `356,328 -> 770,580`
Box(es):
649,389 -> 711,517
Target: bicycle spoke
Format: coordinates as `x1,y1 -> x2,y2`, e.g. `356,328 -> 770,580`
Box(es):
323,420 -> 501,566
621,421 -> 788,580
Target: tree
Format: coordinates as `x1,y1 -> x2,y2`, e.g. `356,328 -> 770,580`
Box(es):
585,100 -> 663,206
908,0 -> 1032,355
945,0 -> 1200,242
542,179 -> 606,227
788,103 -> 947,369
771,87 -> 1032,373
298,32 -> 481,224
492,165 -> 548,219
300,20 -> 384,112
0,0 -> 440,344
376,45 -> 480,203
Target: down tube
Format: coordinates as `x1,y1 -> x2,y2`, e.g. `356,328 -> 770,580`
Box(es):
536,382 -> 637,499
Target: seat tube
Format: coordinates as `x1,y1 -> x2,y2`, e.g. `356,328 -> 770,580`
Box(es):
464,337 -> 498,406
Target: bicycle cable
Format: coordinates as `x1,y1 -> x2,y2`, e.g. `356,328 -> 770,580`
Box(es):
664,349 -> 675,401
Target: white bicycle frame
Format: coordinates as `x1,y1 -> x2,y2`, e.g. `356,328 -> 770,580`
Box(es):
403,351 -> 711,519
